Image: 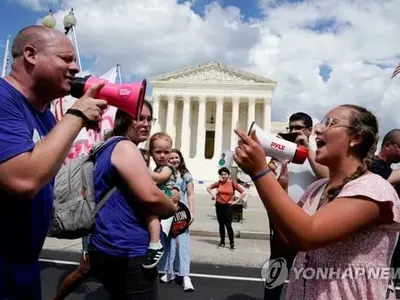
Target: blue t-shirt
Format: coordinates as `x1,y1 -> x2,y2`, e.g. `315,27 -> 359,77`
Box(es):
90,138 -> 150,258
0,78 -> 55,297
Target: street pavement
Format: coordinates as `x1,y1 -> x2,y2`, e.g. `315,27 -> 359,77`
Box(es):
41,232 -> 272,299
40,255 -> 268,300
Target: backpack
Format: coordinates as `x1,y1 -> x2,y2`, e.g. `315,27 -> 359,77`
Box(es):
47,136 -> 125,239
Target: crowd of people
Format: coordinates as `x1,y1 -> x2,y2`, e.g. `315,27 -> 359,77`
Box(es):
1,24 -> 400,300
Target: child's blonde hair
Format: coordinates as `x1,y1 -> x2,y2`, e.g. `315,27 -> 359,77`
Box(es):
149,132 -> 173,155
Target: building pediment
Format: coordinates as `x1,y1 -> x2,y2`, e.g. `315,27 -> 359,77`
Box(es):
149,61 -> 276,85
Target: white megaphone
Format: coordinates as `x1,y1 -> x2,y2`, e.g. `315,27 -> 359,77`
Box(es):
248,122 -> 308,164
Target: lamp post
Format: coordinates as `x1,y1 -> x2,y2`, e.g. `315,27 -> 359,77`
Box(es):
42,10 -> 56,29
1,35 -> 10,77
42,8 -> 82,73
63,9 -> 82,73
63,8 -> 77,35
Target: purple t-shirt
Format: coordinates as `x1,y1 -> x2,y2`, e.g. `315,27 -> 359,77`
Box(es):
0,78 -> 56,298
90,138 -> 150,258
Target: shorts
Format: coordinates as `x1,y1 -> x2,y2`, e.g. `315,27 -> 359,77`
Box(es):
0,259 -> 41,300
81,235 -> 91,255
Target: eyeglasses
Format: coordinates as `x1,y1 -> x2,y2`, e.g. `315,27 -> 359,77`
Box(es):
136,116 -> 157,125
316,117 -> 350,130
286,125 -> 307,132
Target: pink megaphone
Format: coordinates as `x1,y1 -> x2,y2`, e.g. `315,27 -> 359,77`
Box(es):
248,121 -> 308,164
70,75 -> 146,119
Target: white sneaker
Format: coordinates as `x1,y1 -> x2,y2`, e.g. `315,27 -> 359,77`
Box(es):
183,276 -> 194,291
160,273 -> 175,283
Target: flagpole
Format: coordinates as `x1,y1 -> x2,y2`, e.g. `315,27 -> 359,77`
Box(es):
1,35 -> 10,78
70,26 -> 83,75
116,64 -> 123,83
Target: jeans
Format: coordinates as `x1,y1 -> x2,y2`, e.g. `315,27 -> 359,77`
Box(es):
159,229 -> 191,277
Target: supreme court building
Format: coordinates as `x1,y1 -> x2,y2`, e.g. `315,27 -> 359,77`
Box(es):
147,61 -> 286,182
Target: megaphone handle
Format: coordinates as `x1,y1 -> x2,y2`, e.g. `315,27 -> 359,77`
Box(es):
86,120 -> 100,132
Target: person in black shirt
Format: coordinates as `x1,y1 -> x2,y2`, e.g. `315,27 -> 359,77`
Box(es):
369,129 -> 400,285
370,156 -> 393,179
369,129 -> 400,179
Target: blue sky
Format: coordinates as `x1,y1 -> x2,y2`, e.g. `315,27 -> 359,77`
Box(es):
0,2 -> 43,73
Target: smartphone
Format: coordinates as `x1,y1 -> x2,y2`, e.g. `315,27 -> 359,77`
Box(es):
278,132 -> 299,143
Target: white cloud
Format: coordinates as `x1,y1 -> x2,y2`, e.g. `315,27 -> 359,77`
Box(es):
22,0 -> 400,134
41,0 -> 260,78
251,0 -> 400,134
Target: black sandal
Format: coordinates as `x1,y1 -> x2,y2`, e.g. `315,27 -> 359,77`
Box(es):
230,243 -> 235,250
218,243 -> 225,248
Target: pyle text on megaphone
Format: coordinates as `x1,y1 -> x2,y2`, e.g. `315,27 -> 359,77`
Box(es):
247,121 -> 308,164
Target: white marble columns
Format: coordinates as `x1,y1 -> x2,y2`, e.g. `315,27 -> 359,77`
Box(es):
230,97 -> 239,150
214,97 -> 224,157
196,97 -> 206,158
180,96 -> 191,157
263,99 -> 271,133
152,95 -> 272,160
247,98 -> 255,132
151,94 -> 161,133
166,97 -> 176,144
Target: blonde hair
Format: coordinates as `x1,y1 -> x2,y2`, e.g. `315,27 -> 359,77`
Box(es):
149,132 -> 173,155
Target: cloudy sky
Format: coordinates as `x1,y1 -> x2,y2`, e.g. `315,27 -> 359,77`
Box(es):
1,0 -> 399,135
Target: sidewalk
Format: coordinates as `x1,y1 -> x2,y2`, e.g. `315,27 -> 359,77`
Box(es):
42,191 -> 272,267
190,192 -> 270,240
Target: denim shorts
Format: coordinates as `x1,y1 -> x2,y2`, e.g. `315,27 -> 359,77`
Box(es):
81,235 -> 91,254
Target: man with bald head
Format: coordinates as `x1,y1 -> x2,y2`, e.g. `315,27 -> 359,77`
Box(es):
0,25 -> 108,299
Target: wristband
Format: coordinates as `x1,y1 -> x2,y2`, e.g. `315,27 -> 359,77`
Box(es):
251,168 -> 271,182
66,108 -> 90,122
66,109 -> 98,128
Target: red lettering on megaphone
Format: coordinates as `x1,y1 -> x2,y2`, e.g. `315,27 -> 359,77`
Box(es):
271,142 -> 285,151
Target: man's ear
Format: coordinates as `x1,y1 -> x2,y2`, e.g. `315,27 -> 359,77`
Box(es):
23,44 -> 38,66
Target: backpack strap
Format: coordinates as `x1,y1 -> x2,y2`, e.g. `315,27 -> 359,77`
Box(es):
92,186 -> 118,217
89,136 -> 127,159
89,136 -> 127,216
